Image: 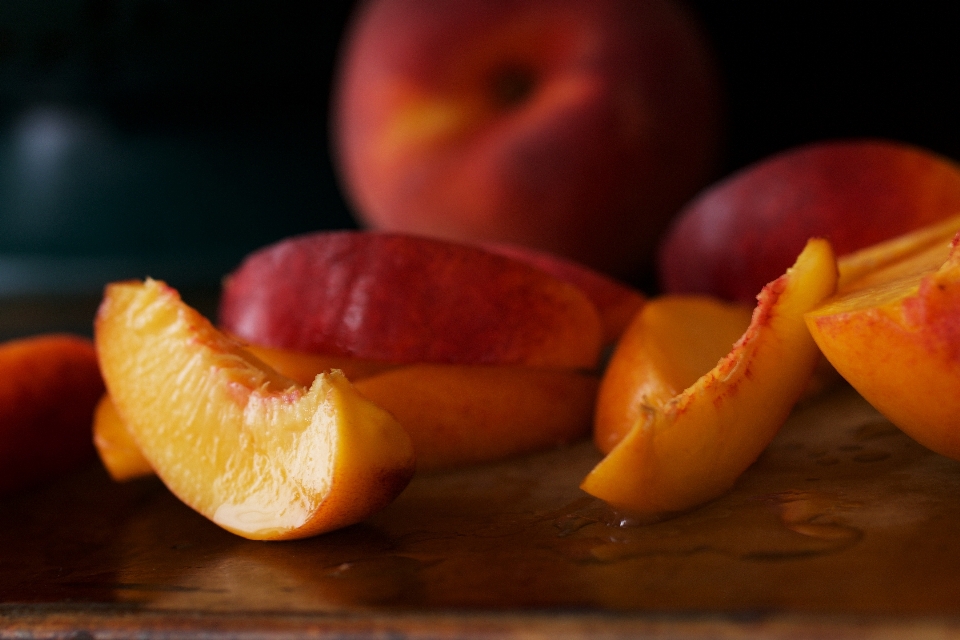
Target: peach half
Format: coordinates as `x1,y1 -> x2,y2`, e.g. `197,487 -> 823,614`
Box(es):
805,226 -> 960,461
582,238 -> 838,517
95,279 -> 415,540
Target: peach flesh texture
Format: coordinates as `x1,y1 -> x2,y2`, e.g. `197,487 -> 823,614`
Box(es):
95,279 -> 416,541
218,231 -> 603,370
0,334 -> 104,495
582,239 -> 838,517
331,0 -> 722,279
593,295 -> 753,455
659,139 -> 960,303
806,231 -> 960,461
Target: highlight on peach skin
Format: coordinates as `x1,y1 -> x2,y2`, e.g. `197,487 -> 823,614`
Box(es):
582,238 -> 838,518
95,278 -> 416,541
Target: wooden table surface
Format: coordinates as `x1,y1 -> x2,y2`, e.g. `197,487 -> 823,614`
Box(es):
2,297 -> 960,639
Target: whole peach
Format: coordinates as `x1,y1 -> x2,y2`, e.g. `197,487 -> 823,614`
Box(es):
658,139 -> 960,303
331,0 -> 722,279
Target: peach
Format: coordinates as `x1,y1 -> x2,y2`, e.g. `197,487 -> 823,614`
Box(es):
92,393 -> 153,482
218,231 -> 603,370
331,0 -> 722,279
480,241 -> 646,347
593,295 -> 753,455
95,278 -> 416,540
805,225 -> 960,461
94,349 -> 598,476
0,334 -> 104,494
352,364 -> 597,470
658,139 -> 960,303
582,239 -> 838,517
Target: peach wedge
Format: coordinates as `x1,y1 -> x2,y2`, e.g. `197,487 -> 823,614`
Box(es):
593,295 -> 753,455
806,229 -> 960,461
95,279 -> 415,540
94,348 -> 598,476
582,239 -> 838,517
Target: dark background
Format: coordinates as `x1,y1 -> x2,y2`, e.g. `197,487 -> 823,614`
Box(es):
0,0 -> 957,293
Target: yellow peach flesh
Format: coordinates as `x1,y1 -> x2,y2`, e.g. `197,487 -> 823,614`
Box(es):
95,279 -> 415,540
92,393 -> 153,482
593,296 -> 753,454
806,233 -> 960,460
582,238 -> 838,517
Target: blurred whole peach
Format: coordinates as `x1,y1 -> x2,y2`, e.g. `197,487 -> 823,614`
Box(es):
330,0 -> 722,280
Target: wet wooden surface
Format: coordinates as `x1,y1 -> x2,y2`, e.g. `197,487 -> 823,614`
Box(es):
4,382 -> 960,638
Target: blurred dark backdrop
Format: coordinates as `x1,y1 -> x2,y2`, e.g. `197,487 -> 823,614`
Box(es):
0,0 -> 957,294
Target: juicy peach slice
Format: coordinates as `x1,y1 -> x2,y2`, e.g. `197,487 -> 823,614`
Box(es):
593,296 -> 753,455
92,393 -> 153,482
352,364 -> 598,470
95,279 -> 416,540
95,354 -> 598,475
582,239 -> 838,517
806,232 -> 960,460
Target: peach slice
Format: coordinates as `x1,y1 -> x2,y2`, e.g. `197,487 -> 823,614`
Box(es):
92,393 -> 154,482
352,364 -> 597,470
218,231 -> 604,369
593,296 -> 753,455
0,334 -> 104,494
582,239 -> 838,517
94,351 -> 598,476
805,231 -> 960,461
95,278 -> 416,540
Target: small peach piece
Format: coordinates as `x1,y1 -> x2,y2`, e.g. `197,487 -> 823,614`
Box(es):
92,393 -> 153,482
582,239 -> 838,516
95,279 -> 416,540
352,364 -> 598,470
0,334 -> 104,494
593,296 -> 753,454
806,231 -> 960,460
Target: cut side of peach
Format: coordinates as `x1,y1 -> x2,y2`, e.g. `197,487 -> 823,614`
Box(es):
593,295 -> 753,455
352,364 -> 598,470
95,279 -> 416,540
92,393 -> 153,482
836,213 -> 960,290
582,239 -> 838,517
806,231 -> 960,460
